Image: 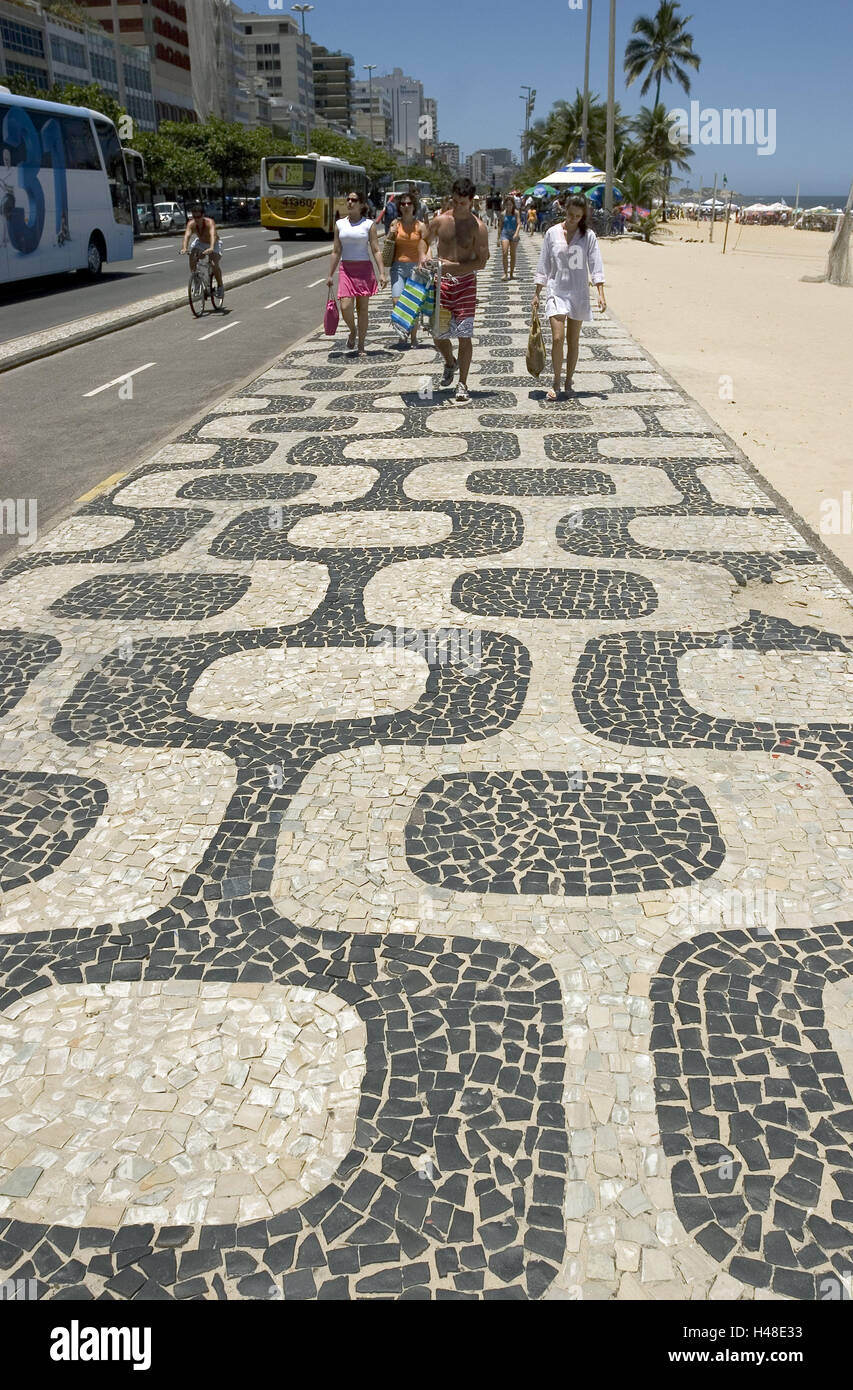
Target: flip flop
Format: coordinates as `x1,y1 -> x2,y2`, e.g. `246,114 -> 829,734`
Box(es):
545,387 -> 558,402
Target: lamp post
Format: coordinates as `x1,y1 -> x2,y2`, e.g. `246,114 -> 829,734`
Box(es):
580,0 -> 592,161
402,98 -> 413,168
604,0 -> 615,213
520,86 -> 535,165
291,5 -> 314,153
363,64 -> 377,148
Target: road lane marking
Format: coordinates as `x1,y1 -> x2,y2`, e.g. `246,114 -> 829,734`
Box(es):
75,471 -> 127,504
306,278 -> 325,288
84,362 -> 156,397
265,295 -> 291,309
199,321 -> 240,341
228,244 -> 248,250
138,259 -> 174,268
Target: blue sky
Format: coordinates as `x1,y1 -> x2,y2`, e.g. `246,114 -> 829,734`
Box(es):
235,0 -> 852,193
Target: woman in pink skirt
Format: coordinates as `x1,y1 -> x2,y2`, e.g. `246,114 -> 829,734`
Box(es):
327,191 -> 387,355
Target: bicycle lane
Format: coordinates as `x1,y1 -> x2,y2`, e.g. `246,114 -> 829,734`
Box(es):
0,263 -> 338,561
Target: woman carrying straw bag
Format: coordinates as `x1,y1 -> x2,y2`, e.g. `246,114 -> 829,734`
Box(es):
327,191 -> 387,355
533,193 -> 607,401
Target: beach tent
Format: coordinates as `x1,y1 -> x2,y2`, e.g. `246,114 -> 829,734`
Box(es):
542,160 -> 606,187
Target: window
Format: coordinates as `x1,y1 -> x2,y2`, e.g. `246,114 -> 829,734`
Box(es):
95,118 -> 131,223
0,20 -> 44,57
3,62 -> 49,90
62,116 -> 102,171
50,36 -> 87,68
91,52 -> 118,85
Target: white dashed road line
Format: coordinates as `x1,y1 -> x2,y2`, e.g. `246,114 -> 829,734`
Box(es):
84,363 -> 156,397
306,278 -> 325,288
138,259 -> 174,269
228,244 -> 248,251
198,322 -> 240,341
265,295 -> 291,309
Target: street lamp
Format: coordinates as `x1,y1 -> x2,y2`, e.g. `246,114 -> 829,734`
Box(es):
291,4 -> 314,154
402,98 -> 413,167
363,64 -> 377,148
580,0 -> 592,160
520,86 -> 535,165
604,0 -> 615,213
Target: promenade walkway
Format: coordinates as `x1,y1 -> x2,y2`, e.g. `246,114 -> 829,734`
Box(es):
0,235 -> 851,1302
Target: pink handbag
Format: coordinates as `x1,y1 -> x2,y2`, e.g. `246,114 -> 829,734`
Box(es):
323,297 -> 339,336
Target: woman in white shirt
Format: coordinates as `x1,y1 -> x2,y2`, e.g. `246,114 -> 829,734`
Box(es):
327,191 -> 387,355
533,194 -> 607,400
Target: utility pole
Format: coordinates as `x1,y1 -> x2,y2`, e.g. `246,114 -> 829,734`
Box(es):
363,64 -> 377,149
520,86 -> 535,166
604,0 -> 615,212
581,0 -> 592,161
709,171 -> 718,241
291,5 -> 314,154
402,99 -> 413,168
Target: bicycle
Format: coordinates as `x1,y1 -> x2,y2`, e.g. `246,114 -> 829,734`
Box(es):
186,247 -> 224,317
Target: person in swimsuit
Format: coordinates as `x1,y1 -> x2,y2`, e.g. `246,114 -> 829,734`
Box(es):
181,203 -> 223,294
500,196 -> 520,279
425,177 -> 490,405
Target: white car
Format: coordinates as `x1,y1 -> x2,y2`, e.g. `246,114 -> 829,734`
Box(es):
154,202 -> 186,231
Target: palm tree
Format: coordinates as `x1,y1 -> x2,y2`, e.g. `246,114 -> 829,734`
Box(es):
632,101 -> 692,219
624,1 -> 701,106
528,92 -> 630,176
619,161 -> 665,241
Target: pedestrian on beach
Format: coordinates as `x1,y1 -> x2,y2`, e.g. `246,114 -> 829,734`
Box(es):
500,195 -> 520,278
533,193 -> 606,401
426,177 -> 490,404
327,191 -> 387,355
526,203 -> 538,234
386,192 -> 429,348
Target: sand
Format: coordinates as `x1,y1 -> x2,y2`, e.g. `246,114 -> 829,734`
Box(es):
601,221 -> 853,572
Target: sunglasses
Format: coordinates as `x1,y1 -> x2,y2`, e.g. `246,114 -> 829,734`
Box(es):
346,196 -> 360,203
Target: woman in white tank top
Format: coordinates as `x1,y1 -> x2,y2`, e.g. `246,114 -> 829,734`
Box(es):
327,191 -> 387,354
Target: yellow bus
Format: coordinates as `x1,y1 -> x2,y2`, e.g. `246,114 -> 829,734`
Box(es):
260,154 -> 368,238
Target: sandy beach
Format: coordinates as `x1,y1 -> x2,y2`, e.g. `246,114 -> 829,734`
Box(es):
602,221 -> 853,572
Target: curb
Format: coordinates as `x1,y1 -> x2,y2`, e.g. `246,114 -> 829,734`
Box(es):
0,244 -> 330,376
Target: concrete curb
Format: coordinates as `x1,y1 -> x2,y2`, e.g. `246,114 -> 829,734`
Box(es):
0,244 -> 330,376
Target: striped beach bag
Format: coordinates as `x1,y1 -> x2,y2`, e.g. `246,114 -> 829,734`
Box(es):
390,273 -> 431,337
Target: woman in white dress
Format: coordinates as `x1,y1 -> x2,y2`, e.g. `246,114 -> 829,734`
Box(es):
533,194 -> 607,401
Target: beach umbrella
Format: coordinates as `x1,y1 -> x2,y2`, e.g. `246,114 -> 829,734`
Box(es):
586,183 -> 622,207
532,183 -> 558,197
542,160 -> 606,187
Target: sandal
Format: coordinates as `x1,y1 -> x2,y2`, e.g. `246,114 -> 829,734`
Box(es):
545,387 -> 559,402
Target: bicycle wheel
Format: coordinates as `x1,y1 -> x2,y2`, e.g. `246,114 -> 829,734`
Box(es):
188,273 -> 205,317
210,281 -> 224,311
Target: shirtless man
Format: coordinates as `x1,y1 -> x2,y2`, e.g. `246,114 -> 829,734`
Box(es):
425,178 -> 490,404
180,202 -> 224,294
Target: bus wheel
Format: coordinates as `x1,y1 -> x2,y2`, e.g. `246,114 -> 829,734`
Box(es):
278,229 -> 291,241
86,235 -> 104,276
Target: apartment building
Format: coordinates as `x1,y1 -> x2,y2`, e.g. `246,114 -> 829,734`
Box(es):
0,0 -> 156,129
234,9 -> 313,135
352,78 -> 391,146
312,44 -> 351,131
79,0 -> 194,122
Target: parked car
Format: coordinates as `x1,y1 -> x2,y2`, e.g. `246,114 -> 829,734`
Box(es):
136,204 -> 160,232
154,202 -> 186,231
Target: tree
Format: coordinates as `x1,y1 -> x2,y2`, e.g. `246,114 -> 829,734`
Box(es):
624,1 -> 701,106
619,161 -> 665,241
632,101 -> 692,220
528,92 -> 631,176
2,74 -> 125,127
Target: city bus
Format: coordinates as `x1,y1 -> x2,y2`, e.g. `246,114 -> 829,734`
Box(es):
260,154 -> 368,238
390,179 -> 431,201
0,88 -> 134,284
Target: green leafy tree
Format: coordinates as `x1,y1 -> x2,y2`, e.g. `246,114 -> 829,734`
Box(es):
619,160 -> 665,240
2,74 -> 125,126
624,1 -> 701,106
529,92 -> 631,176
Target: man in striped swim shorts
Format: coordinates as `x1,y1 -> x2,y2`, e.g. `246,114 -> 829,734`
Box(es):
426,178 -> 490,404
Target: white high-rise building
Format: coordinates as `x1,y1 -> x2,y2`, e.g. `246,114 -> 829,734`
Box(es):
186,0 -> 248,125
374,67 -> 423,158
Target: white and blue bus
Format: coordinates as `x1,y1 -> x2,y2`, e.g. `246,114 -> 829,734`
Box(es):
0,88 -> 134,284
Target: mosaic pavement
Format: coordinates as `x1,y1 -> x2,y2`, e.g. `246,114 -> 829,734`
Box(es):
1,235 -> 852,1302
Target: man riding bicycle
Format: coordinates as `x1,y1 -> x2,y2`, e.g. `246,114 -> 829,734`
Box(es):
181,202 -> 224,295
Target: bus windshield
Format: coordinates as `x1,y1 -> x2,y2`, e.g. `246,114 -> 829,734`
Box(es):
265,159 -> 316,191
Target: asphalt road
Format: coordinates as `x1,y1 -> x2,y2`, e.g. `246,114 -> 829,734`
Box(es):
0,225 -> 330,344
0,249 -> 353,561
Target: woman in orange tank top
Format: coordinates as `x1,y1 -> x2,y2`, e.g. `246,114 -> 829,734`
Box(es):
388,194 -> 428,348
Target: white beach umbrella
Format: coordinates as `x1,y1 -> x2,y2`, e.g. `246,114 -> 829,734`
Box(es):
541,160 -> 607,187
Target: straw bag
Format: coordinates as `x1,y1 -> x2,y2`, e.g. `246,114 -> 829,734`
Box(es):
381,220 -> 398,267
526,303 -> 546,377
